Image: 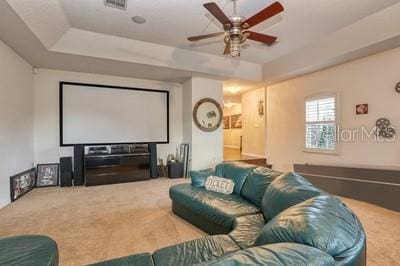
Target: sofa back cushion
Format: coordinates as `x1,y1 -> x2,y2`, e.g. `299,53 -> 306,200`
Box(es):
215,162 -> 257,194
240,168 -> 283,207
199,243 -> 335,266
255,195 -> 365,263
190,169 -> 215,188
261,172 -> 322,220
152,235 -> 239,266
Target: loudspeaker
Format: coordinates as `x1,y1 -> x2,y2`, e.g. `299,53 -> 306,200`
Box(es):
73,145 -> 85,186
149,144 -> 158,178
60,157 -> 73,187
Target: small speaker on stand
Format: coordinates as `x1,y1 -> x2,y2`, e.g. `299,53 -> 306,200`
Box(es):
60,157 -> 73,187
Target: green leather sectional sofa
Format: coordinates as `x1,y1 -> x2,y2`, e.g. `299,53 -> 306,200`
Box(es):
0,162 -> 366,266
0,235 -> 58,266
94,161 -> 366,266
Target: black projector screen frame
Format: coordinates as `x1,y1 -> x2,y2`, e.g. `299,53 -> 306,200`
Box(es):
59,81 -> 169,146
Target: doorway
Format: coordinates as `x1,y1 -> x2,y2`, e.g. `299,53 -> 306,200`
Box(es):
223,86 -> 266,162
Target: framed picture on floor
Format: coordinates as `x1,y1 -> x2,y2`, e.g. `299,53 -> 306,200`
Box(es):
36,164 -> 59,187
231,114 -> 242,129
10,168 -> 36,202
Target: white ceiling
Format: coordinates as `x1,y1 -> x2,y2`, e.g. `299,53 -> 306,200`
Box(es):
2,0 -> 400,86
59,0 -> 399,64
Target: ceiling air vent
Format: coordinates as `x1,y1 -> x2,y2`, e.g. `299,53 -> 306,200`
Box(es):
104,0 -> 127,10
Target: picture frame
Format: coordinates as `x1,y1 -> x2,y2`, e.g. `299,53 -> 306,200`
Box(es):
231,114 -> 242,129
356,104 -> 368,115
36,164 -> 59,187
223,116 -> 230,129
10,168 -> 36,202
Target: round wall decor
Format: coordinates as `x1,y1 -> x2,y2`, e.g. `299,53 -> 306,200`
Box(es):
396,82 -> 400,93
193,98 -> 223,132
376,118 -> 390,130
376,118 -> 396,139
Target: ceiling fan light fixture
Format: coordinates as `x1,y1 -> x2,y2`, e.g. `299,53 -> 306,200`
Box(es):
230,36 -> 241,57
188,1 -> 284,57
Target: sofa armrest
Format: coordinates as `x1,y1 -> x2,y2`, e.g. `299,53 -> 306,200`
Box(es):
190,168 -> 215,188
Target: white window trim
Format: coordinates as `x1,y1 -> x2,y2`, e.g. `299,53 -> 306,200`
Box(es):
303,92 -> 340,155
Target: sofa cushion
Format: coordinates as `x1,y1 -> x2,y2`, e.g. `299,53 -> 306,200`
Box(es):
89,253 -> 154,266
240,167 -> 283,207
170,184 -> 260,229
228,214 -> 265,249
191,169 -> 215,188
196,243 -> 335,266
261,172 -> 322,220
215,162 -> 257,194
0,235 -> 58,266
153,235 -> 239,266
255,195 -> 365,262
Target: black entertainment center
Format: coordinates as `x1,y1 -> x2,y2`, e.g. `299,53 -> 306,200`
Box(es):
84,145 -> 152,186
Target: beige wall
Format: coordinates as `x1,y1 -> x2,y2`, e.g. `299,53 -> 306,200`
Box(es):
0,40 -> 34,208
223,104 -> 242,149
183,77 -> 223,170
267,47 -> 400,171
242,88 -> 266,157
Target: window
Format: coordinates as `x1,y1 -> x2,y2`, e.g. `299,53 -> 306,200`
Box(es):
305,94 -> 337,153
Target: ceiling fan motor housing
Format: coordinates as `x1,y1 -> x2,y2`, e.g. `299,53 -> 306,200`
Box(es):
227,16 -> 247,57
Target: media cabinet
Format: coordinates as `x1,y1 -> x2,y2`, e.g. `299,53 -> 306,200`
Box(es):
83,145 -> 153,186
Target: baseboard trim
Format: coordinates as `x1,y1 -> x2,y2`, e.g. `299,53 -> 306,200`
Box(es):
224,145 -> 240,149
241,152 -> 265,158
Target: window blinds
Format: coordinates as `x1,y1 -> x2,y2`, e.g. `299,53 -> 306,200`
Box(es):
305,96 -> 336,150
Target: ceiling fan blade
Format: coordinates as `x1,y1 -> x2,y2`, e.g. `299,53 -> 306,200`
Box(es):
245,31 -> 277,45
242,2 -> 284,29
203,2 -> 232,26
223,42 -> 231,55
188,32 -> 225,42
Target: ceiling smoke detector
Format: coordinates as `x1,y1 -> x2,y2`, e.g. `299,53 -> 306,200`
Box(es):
104,0 -> 127,10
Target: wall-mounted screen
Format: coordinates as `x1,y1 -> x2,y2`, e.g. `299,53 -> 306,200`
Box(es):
60,82 -> 169,146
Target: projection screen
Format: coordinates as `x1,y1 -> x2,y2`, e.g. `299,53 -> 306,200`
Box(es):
60,82 -> 169,146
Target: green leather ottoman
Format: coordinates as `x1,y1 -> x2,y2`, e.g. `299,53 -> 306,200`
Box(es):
0,235 -> 58,266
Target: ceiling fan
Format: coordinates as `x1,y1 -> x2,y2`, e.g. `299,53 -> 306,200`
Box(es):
188,1 -> 284,57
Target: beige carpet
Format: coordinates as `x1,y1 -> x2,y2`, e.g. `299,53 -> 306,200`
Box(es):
0,179 -> 398,266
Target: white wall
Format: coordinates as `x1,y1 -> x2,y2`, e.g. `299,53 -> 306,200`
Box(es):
183,77 -> 223,170
267,47 -> 400,171
182,80 -> 192,145
223,104 -> 242,149
33,69 -> 183,164
0,40 -> 34,208
242,88 -> 266,157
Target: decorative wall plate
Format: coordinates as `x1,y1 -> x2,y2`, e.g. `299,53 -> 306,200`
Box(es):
193,98 -> 223,132
376,118 -> 396,139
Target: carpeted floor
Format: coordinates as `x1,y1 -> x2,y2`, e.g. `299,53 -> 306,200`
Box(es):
0,179 -> 398,266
